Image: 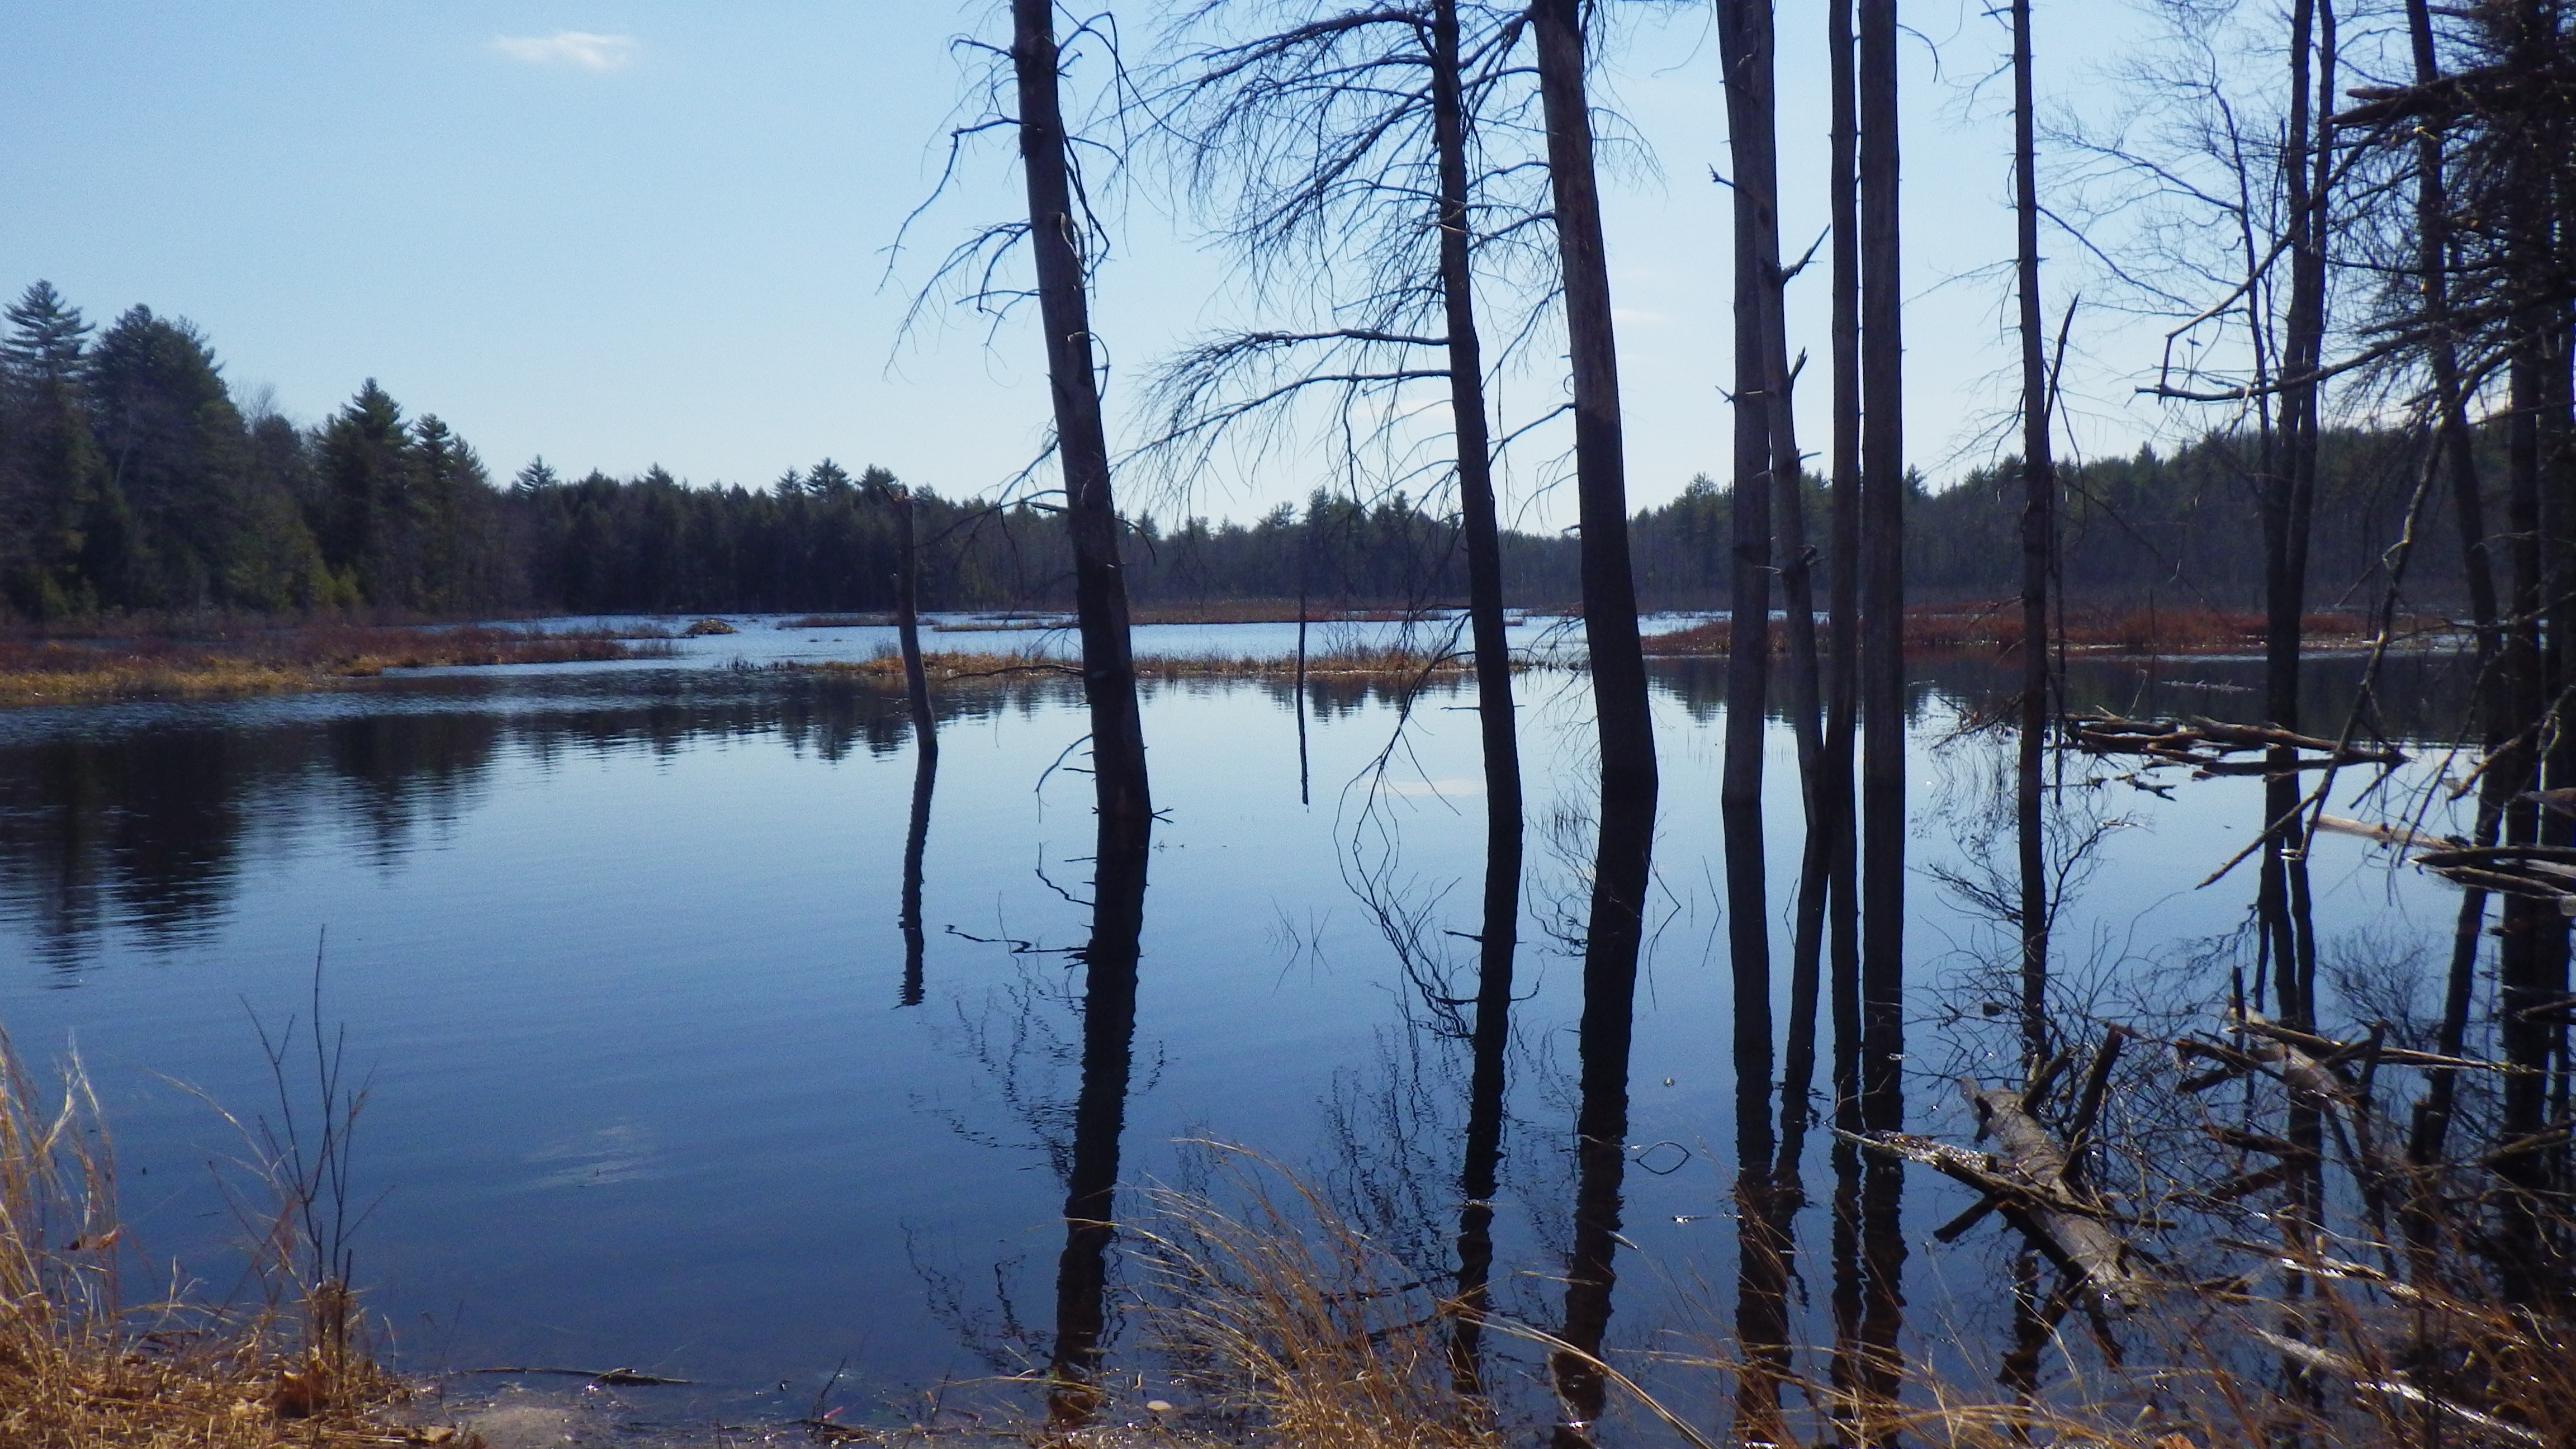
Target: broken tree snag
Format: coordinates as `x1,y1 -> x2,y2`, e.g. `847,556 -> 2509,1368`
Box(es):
1964,1080 -> 2148,1310
2060,1025 -> 2132,1181
2071,714 -> 2406,775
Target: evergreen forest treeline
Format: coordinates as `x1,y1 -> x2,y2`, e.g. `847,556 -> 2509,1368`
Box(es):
0,281 -> 2469,621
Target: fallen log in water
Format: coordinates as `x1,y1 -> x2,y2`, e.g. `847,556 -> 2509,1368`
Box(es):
1962,1079 -> 2148,1310
2070,713 -> 2407,773
1842,1038 -> 2147,1312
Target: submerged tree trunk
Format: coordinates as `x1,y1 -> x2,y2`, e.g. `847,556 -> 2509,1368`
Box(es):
899,746 -> 936,1008
1532,1 -> 1657,1438
2258,0 -> 2333,1290
1825,0 -> 1864,1125
2265,0 -> 2331,1045
1719,0 -> 1777,1140
1857,0 -> 1905,1133
1429,0 -> 1524,1393
1721,0 -> 1831,1131
1012,1 -> 1153,1415
2403,0 -> 2502,1175
1011,0 -> 1149,834
884,477 -> 938,1008
2011,0 -> 2054,1073
2492,1 -> 2570,1282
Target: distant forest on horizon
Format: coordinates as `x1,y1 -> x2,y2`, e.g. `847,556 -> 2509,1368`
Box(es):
0,280 -> 2475,622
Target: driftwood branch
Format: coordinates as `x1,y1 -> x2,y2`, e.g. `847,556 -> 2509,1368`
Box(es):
1839,1073 -> 2149,1312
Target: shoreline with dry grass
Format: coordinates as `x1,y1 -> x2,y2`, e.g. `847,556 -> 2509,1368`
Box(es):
0,1024 -> 451,1448
791,643 -> 1494,685
1641,604 -> 2444,659
0,605 -> 2458,711
0,623 -> 675,708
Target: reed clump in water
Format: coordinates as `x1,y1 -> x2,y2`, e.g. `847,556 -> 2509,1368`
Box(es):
0,1031 -> 425,1448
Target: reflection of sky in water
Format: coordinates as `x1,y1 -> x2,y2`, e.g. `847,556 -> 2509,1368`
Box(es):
0,645 -> 2482,1410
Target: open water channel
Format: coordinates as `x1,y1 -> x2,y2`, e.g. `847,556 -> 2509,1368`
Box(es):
0,614 -> 2480,1439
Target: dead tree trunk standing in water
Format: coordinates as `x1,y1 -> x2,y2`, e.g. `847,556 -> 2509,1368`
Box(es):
1720,0 -> 1831,1133
1428,0 -> 1528,1397
2009,0 -> 2053,1073
2399,0 -> 2503,1177
882,472 -> 938,1007
1824,0 -> 1864,1126
1853,7 -> 1912,1432
2260,0 -> 2335,1273
1011,0 -> 1150,836
1823,0 -> 1894,1439
1718,0 -> 1777,1145
1857,0 -> 1905,1133
1149,1 -> 1535,1386
1531,0 -> 1658,1439
1005,0 -> 1152,1418
2261,0 -> 2331,1045
2486,0 -> 2574,1292
1712,29 -> 1829,1427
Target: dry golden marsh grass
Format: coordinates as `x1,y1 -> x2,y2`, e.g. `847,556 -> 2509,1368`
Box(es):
0,623 -> 671,707
0,1030 -> 442,1448
801,642 -> 1482,684
1107,1147 -> 2576,1449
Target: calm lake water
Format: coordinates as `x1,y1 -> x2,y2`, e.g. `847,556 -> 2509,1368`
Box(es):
0,618 -> 2480,1435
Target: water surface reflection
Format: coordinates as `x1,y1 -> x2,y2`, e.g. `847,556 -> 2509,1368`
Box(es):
0,648 -> 2482,1423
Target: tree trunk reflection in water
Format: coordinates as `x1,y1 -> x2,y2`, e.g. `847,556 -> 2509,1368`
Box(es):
1551,778 -> 1655,1449
1826,1130 -> 1907,1447
898,746 -> 935,1008
1045,811 -> 1152,1425
893,482 -> 937,1009
1732,1073 -> 1808,1445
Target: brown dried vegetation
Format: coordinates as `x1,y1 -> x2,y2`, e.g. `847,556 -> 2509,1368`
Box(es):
1646,605 -> 2409,659
0,624 -> 671,707
0,1033 -> 441,1448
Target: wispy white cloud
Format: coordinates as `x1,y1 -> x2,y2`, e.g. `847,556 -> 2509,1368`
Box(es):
491,31 -> 640,72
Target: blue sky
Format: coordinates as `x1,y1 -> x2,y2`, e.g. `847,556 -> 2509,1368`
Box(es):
0,2 -> 2184,527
